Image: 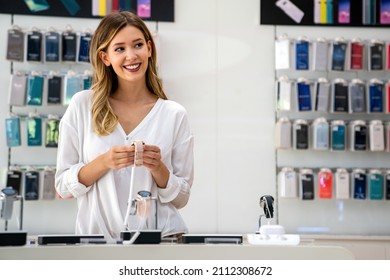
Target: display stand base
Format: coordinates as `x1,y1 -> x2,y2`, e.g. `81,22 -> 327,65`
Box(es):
120,230 -> 161,244
0,232 -> 27,246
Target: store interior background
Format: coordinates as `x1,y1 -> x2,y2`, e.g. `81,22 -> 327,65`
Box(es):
0,0 -> 390,252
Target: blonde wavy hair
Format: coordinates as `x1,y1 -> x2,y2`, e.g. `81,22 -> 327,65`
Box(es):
89,11 -> 167,136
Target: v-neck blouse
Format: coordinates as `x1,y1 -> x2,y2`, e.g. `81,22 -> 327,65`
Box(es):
55,90 -> 194,240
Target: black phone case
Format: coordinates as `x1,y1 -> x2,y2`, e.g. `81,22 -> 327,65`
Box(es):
333,83 -> 349,112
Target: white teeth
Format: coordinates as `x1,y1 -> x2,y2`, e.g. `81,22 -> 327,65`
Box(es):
125,64 -> 140,70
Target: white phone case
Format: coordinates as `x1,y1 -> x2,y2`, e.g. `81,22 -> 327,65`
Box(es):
276,0 -> 305,23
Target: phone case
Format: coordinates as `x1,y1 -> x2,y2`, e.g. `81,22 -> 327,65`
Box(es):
6,170 -> 23,195
350,42 -> 364,70
26,75 -> 44,106
82,75 -> 92,90
9,74 -> 27,106
369,171 -> 383,200
326,0 -> 334,23
368,82 -> 384,113
62,31 -> 77,62
27,117 -> 42,146
5,117 -> 21,147
279,168 -> 298,198
312,41 -> 329,71
277,79 -> 292,111
332,81 -> 349,112
297,81 -> 312,111
369,43 -> 384,71
78,32 -> 92,63
295,40 -> 309,70
380,0 -> 390,24
137,0 -> 151,18
40,169 -> 56,200
26,30 -> 43,62
63,75 -> 80,105
353,170 -> 367,199
300,171 -> 315,200
312,118 -> 329,150
335,169 -> 350,199
45,31 -> 60,62
349,82 -> 366,113
331,121 -> 346,151
275,38 -> 291,70
60,0 -> 80,16
6,28 -> 24,62
276,0 -> 305,23
338,0 -> 350,23
386,83 -> 390,113
315,81 -> 330,112
331,42 -> 347,71
47,76 -> 62,104
45,119 -> 60,148
363,0 -> 377,24
353,123 -> 367,151
314,0 -> 321,23
386,172 -> 390,200
293,120 -> 309,150
369,121 -> 385,151
318,169 -> 333,199
25,170 -> 40,200
24,0 -> 49,12
275,118 -> 292,149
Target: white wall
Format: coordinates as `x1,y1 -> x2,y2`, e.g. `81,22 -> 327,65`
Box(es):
0,0 -> 276,235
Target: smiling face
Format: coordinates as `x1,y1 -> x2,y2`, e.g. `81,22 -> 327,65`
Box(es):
99,25 -> 152,86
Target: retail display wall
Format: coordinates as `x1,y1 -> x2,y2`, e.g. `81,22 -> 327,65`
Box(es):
275,26 -> 390,235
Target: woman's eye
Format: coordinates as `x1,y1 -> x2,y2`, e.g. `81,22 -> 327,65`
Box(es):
114,47 -> 125,52
135,43 -> 144,48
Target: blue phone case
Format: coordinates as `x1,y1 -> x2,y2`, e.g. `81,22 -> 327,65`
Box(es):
45,31 -> 60,62
368,83 -> 384,113
295,41 -> 309,70
332,42 -> 347,71
24,171 -> 40,200
78,33 -> 92,63
354,173 -> 367,199
297,82 -> 312,111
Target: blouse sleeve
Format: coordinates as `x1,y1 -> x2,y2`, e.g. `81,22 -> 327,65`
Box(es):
158,109 -> 194,209
55,97 -> 90,199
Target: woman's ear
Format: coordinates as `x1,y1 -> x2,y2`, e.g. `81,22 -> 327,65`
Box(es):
147,40 -> 152,58
99,51 -> 111,66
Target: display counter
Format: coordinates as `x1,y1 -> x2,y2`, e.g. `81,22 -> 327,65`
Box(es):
0,239 -> 354,260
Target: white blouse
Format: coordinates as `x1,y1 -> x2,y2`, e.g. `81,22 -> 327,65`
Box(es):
55,90 -> 194,240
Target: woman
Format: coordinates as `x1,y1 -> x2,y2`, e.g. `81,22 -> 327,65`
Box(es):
55,11 -> 194,241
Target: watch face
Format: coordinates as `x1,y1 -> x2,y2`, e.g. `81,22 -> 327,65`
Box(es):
1,187 -> 17,196
138,190 -> 151,197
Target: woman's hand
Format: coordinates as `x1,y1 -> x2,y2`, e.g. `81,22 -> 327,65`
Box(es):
142,144 -> 169,188
103,145 -> 134,169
